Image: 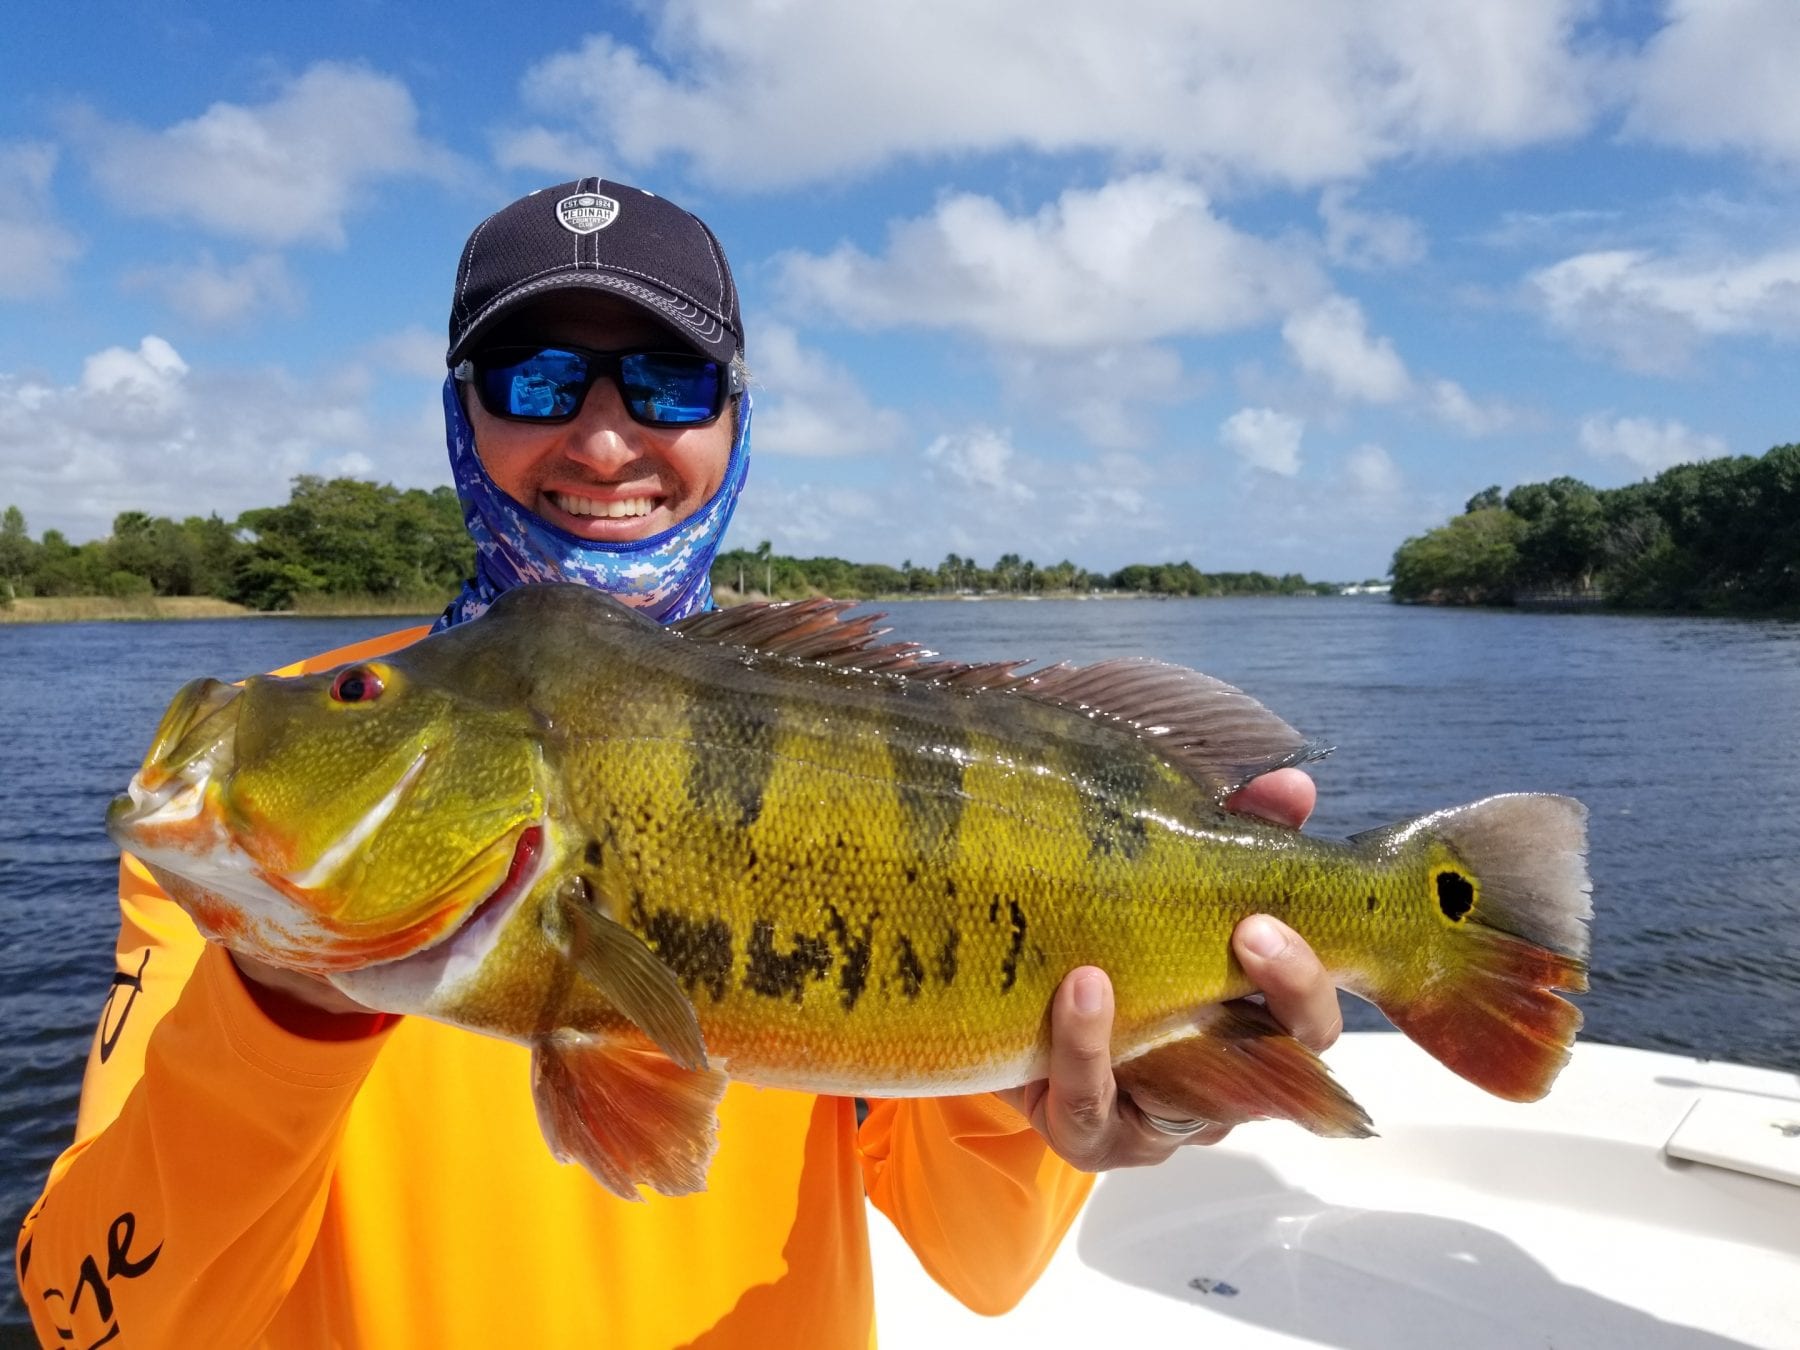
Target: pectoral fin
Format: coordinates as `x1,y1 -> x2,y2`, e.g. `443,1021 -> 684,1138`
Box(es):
1113,1001 -> 1374,1138
532,1034 -> 730,1199
559,876 -> 707,1071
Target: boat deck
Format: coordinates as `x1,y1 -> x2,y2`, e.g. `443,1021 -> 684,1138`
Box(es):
871,1032 -> 1800,1348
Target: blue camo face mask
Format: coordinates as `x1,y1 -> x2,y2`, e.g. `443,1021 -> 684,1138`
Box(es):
433,375 -> 751,631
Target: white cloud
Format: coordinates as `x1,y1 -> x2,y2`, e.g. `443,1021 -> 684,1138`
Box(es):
748,322 -> 907,458
0,337 -> 444,540
1425,379 -> 1515,436
1344,443 -> 1403,500
1282,296 -> 1412,403
923,427 -> 1037,501
68,62 -> 460,247
124,252 -> 302,326
1623,0 -> 1800,167
999,344 -> 1193,450
779,174 -> 1321,350
0,142 -> 81,299
1319,187 -> 1426,270
727,482 -> 882,554
1220,407 -> 1304,476
1528,245 -> 1800,371
501,0 -> 1597,188
1578,415 -> 1727,473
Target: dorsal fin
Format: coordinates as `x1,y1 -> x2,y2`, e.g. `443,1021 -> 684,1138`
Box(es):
672,600 -> 1328,799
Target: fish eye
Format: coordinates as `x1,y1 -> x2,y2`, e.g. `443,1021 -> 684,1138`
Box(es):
330,666 -> 385,704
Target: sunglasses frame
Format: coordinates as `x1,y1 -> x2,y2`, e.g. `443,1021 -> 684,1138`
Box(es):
454,342 -> 742,429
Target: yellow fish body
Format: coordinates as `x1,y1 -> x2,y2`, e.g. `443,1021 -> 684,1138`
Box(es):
109,584 -> 1591,1198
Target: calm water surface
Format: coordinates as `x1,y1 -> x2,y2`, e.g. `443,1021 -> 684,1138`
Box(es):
3,597 -> 1799,1327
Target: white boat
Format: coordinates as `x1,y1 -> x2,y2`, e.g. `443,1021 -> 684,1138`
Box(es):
870,1032 -> 1800,1349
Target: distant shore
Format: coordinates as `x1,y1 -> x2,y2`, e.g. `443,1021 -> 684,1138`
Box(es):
1,589 -> 1355,624
0,595 -> 446,624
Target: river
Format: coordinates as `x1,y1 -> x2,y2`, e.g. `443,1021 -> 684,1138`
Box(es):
3,596 -> 1798,1329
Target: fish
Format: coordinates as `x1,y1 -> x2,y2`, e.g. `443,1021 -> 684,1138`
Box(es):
107,583 -> 1591,1199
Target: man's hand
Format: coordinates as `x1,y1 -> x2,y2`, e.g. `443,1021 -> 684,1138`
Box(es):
993,767 -> 1343,1169
229,950 -> 388,1038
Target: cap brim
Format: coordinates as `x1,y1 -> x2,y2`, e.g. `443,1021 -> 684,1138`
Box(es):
448,272 -> 739,366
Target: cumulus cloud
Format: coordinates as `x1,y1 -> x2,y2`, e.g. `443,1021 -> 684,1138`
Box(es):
1319,187 -> 1426,270
1623,0 -> 1800,167
748,322 -> 907,457
728,482 -> 883,554
124,252 -> 302,326
500,0 -> 1597,188
67,62 -> 460,247
1578,415 -> 1727,473
1425,379 -> 1515,436
1282,296 -> 1412,403
0,142 -> 81,299
1220,407 -> 1304,476
998,344 -> 1193,450
923,427 -> 1037,501
1343,443 -> 1403,500
779,174 -> 1321,350
1528,245 -> 1800,372
0,336 -> 444,540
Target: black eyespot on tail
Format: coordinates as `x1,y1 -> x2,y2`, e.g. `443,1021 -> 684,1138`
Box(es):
1436,870 -> 1475,922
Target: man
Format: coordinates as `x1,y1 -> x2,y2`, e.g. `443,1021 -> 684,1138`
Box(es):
18,180 -> 1340,1347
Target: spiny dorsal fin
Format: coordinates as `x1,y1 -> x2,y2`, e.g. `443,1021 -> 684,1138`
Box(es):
674,600 -> 1327,801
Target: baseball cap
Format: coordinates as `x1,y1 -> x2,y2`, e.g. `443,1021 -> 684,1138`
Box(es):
447,178 -> 743,367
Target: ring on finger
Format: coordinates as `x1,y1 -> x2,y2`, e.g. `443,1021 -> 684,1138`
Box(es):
1140,1109 -> 1213,1139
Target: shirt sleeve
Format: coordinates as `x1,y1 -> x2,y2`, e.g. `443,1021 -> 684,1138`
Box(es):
15,857 -> 394,1350
858,1093 -> 1094,1316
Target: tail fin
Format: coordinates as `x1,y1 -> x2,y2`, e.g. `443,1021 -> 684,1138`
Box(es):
1355,794 -> 1591,1102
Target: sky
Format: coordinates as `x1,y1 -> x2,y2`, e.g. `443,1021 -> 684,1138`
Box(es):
1,0 -> 1796,582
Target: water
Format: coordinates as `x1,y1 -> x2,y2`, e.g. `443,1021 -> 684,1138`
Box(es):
3,598 -> 1799,1329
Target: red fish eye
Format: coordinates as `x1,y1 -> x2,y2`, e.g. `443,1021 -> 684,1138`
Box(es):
331,666 -> 385,703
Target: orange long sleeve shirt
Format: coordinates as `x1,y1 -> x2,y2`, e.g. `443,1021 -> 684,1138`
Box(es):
16,627 -> 1092,1348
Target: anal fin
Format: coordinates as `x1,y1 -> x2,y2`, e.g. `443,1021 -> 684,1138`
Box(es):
1114,1001 -> 1374,1138
532,1034 -> 730,1200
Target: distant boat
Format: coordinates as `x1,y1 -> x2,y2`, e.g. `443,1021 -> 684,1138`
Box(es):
871,1033 -> 1800,1348
1338,584 -> 1393,595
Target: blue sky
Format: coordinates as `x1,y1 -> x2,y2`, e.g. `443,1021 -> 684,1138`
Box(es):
2,0 -> 1796,581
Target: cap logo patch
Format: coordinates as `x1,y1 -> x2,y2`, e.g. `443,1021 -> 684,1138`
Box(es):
557,193 -> 620,235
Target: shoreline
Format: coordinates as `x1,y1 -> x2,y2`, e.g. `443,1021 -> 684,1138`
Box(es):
2,590 -> 1350,625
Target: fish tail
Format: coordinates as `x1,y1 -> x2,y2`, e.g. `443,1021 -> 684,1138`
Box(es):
1354,793 -> 1592,1102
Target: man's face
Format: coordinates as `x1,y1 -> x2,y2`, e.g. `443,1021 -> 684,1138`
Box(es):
464,293 -> 735,543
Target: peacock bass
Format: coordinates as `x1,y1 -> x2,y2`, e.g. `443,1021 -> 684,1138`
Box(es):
107,584 -> 1592,1199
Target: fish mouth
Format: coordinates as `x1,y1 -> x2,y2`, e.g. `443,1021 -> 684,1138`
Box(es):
108,677 -> 241,851
329,820 -> 550,1006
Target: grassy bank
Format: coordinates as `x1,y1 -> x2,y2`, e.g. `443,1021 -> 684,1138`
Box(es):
2,593 -> 451,624
1,595 -> 253,623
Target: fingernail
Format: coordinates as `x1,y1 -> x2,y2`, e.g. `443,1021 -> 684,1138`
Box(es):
1073,969 -> 1104,1014
1239,916 -> 1289,960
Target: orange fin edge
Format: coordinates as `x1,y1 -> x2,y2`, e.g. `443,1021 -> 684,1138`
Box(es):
531,1035 -> 729,1199
1114,1001 -> 1374,1138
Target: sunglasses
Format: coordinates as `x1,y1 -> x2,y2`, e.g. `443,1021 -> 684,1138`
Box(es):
454,344 -> 741,428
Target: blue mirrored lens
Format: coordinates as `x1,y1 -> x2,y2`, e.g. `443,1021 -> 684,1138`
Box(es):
619,353 -> 722,424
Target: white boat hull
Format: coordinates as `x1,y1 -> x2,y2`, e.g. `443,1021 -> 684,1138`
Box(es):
872,1033 -> 1800,1348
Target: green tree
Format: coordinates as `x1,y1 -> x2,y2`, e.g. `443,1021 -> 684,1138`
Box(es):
1391,508 -> 1524,603
0,506 -> 35,600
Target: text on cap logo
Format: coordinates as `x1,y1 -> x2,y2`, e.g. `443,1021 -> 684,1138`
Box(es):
557,193 -> 619,235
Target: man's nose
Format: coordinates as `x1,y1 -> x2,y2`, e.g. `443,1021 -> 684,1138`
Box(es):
558,376 -> 645,473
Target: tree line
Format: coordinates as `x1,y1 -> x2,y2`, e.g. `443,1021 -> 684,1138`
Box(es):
0,477 -> 474,611
0,476 -> 1330,611
1390,442 -> 1799,613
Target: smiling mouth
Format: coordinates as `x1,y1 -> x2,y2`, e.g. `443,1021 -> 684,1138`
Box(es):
550,491 -> 657,520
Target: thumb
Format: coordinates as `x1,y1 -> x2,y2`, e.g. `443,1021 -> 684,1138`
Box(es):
1042,967 -> 1117,1166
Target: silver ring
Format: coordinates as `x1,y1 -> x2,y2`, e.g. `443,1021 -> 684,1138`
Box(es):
1140,1109 -> 1212,1138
